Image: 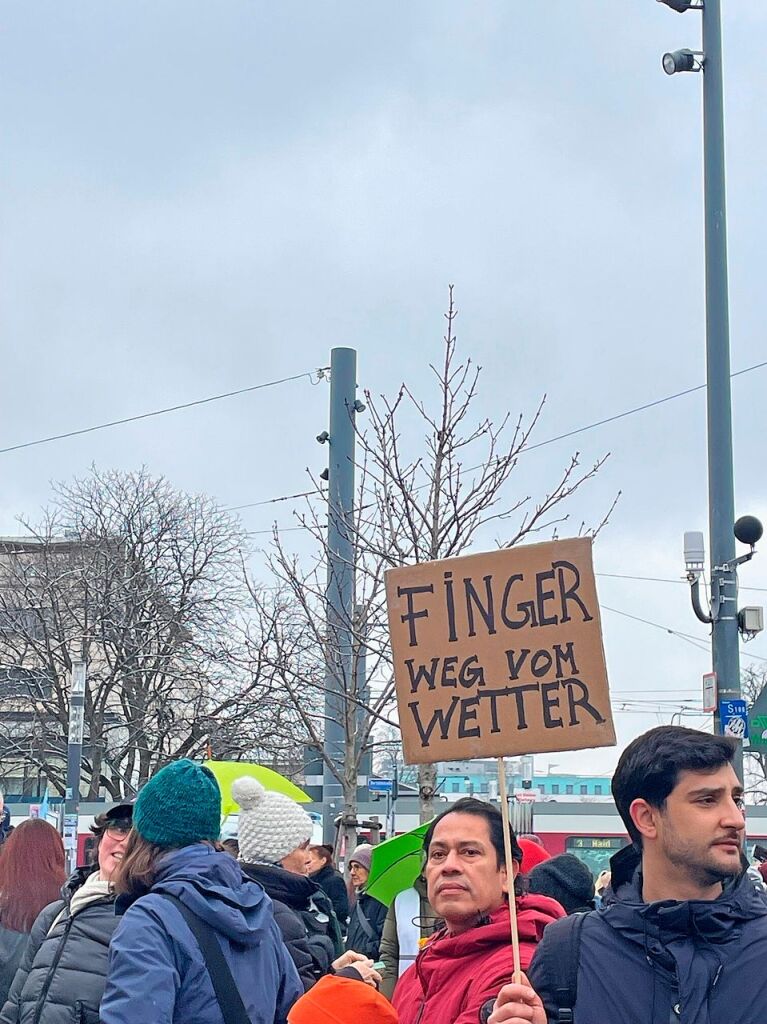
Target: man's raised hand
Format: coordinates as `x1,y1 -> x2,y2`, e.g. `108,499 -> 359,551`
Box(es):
488,973 -> 547,1024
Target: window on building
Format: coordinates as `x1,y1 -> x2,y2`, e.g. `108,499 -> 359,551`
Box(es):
539,785 -> 546,794
594,785 -> 603,795
0,666 -> 54,699
480,782 -> 489,794
580,785 -> 588,795
565,784 -> 574,795
451,782 -> 460,793
551,784 -> 560,795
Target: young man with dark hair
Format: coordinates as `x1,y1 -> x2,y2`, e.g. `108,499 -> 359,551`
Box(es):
488,726 -> 767,1024
392,798 -> 564,1024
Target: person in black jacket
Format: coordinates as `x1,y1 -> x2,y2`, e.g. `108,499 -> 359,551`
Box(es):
345,845 -> 387,960
307,845 -> 349,934
0,801 -> 132,1024
233,777 -> 377,992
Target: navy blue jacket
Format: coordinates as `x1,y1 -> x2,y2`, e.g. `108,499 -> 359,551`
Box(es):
100,844 -> 302,1024
529,845 -> 767,1024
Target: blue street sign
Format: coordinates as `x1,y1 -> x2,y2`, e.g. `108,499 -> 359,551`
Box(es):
719,699 -> 749,740
368,778 -> 394,793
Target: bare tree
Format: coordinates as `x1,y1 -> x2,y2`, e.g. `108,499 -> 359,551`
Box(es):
353,287 -> 618,818
243,460 -> 398,857
249,287 -> 617,831
0,467 -> 301,799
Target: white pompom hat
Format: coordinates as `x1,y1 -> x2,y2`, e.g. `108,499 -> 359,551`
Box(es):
232,776 -> 313,865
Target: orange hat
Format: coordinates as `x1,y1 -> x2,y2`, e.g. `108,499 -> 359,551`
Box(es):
288,976 -> 399,1024
518,837 -> 552,874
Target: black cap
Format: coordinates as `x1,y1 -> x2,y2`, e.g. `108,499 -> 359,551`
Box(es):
104,801 -> 134,825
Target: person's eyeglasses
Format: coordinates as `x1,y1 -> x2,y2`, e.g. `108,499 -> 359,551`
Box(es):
105,825 -> 131,840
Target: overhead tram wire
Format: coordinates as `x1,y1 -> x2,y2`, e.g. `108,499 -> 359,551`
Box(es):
601,604 -> 767,662
0,369 -> 320,455
596,572 -> 767,595
230,356 -> 767,527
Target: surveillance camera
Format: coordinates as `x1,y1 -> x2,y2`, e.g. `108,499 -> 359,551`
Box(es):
734,515 -> 763,548
316,431 -> 330,445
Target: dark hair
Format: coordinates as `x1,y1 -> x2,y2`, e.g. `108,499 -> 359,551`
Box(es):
0,819 -> 66,932
612,726 -> 737,846
112,829 -> 169,899
423,798 -> 523,869
308,844 -> 333,869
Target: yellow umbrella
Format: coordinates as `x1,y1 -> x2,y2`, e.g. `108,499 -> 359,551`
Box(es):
203,760 -> 311,816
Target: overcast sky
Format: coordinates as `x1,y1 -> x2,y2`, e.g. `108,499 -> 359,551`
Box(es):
1,1 -> 765,778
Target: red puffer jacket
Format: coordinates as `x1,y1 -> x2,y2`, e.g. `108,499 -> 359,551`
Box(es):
392,894 -> 565,1024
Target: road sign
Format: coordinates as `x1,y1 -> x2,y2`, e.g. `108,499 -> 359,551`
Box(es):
703,672 -> 717,713
720,699 -> 749,740
748,684 -> 767,752
368,778 -> 394,793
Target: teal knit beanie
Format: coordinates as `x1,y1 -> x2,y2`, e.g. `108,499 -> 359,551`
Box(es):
133,759 -> 221,847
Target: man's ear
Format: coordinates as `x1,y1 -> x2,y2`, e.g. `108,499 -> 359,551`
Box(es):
630,798 -> 660,842
500,861 -> 518,895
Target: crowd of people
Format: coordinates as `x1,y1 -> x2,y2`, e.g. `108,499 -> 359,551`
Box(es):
0,723 -> 761,1022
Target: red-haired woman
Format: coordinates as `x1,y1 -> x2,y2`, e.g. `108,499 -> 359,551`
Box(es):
0,820 -> 65,1003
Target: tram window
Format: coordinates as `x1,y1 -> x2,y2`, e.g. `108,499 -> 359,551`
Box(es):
565,836 -> 630,875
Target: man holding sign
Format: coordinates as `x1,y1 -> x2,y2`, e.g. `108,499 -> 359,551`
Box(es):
392,798 -> 564,1024
386,539 -> 614,1019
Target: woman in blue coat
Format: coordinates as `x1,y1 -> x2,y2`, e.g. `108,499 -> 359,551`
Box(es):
100,760 -> 302,1024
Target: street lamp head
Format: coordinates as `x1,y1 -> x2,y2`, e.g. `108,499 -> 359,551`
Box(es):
657,0 -> 695,12
662,49 -> 698,75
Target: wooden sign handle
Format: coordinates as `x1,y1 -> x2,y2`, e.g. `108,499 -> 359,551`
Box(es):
497,757 -> 523,984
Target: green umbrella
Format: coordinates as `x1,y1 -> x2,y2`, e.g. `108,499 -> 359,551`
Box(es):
366,820 -> 433,907
203,760 -> 311,817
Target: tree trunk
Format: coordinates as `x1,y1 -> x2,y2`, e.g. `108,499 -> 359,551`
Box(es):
338,780 -> 359,874
418,763 -> 438,822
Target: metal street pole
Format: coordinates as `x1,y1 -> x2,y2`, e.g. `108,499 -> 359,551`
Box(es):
64,658 -> 86,873
659,0 -> 741,778
322,347 -> 358,843
355,609 -> 371,802
700,0 -> 741,778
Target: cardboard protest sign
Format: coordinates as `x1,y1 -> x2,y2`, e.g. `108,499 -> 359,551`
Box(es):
386,537 -> 615,764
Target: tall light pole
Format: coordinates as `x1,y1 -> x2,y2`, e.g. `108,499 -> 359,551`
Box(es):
658,0 -> 742,777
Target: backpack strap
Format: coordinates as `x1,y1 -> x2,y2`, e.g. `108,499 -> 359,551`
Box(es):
352,900 -> 376,942
549,911 -> 588,1023
159,893 -> 251,1024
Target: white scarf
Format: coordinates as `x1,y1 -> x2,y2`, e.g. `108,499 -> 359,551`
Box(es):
48,871 -> 112,935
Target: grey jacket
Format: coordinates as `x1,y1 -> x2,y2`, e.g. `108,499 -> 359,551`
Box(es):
0,868 -> 117,1024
